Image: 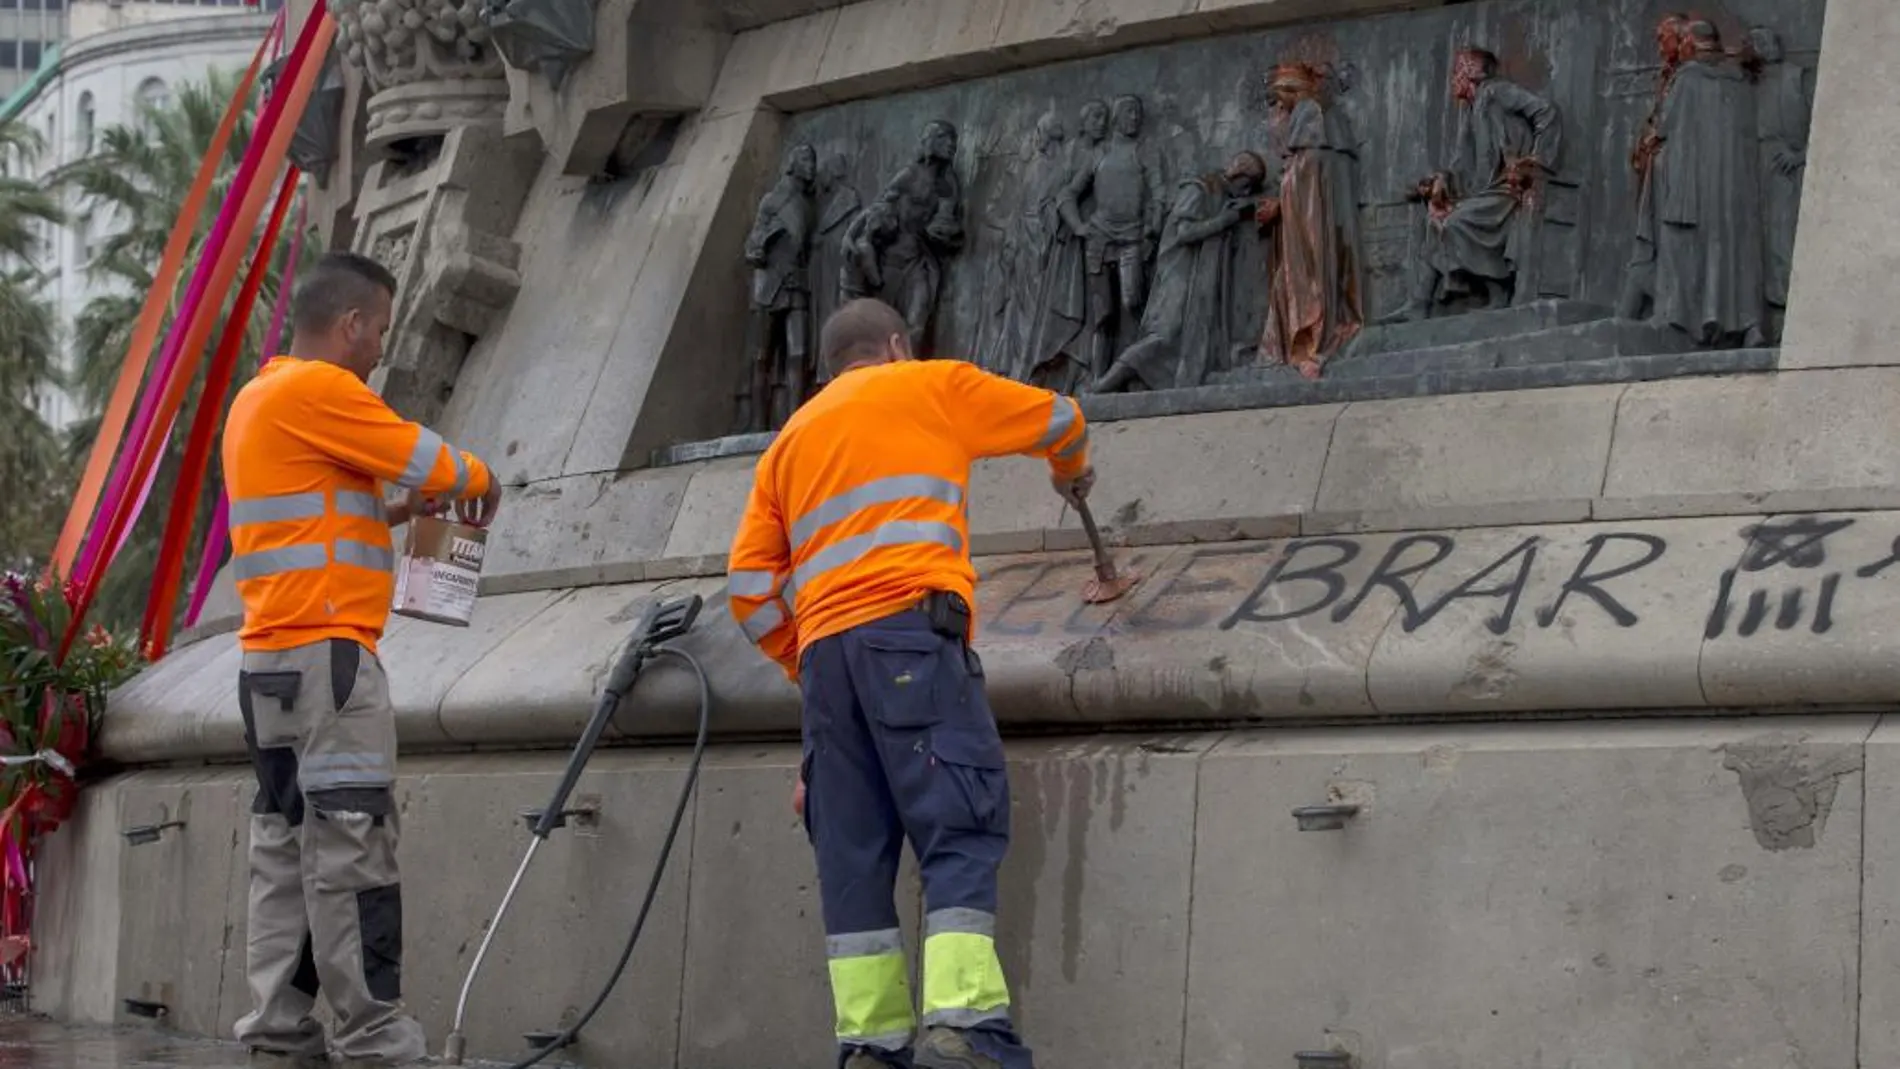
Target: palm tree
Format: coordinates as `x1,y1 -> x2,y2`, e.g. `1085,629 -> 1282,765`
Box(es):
59,66 -> 318,633
0,120 -> 68,573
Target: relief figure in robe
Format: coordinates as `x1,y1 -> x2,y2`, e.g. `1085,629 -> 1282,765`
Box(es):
1619,14 -> 1689,319
1093,152 -> 1269,393
1749,25 -> 1808,339
990,112 -> 1072,382
810,152 -> 862,379
1624,20 -> 1768,347
1631,13 -> 1690,198
1021,99 -> 1107,394
1383,48 -> 1561,324
740,142 -> 817,432
839,199 -> 899,305
872,119 -> 965,351
1255,62 -> 1366,380
1060,94 -> 1165,381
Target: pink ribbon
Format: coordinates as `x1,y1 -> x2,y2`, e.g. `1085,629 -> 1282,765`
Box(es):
72,7 -> 308,592
184,193 -> 306,628
4,837 -> 25,892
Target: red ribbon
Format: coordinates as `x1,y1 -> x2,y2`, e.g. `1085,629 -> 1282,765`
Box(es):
142,167 -> 302,660
183,192 -> 307,631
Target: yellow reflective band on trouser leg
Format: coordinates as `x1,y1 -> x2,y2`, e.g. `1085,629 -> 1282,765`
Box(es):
920,908 -> 1011,1028
827,928 -> 917,1049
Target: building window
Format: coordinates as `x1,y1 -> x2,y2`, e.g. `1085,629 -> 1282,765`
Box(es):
20,0 -> 37,11
0,0 -> 15,11
137,77 -> 169,116
77,91 -> 93,155
20,40 -> 39,70
0,42 -> 16,68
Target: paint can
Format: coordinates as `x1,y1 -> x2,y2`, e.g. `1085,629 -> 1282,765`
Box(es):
392,514 -> 486,626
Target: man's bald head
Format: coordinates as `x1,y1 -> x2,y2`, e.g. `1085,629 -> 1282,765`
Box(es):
820,298 -> 912,378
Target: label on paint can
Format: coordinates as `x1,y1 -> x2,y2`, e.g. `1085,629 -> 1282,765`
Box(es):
391,514 -> 486,627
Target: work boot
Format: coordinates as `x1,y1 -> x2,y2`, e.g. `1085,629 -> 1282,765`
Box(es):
249,1048 -> 329,1069
334,1056 -> 439,1069
844,1050 -> 893,1069
914,1027 -> 1002,1069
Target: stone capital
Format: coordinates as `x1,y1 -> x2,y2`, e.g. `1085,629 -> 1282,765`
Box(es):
332,0 -> 511,156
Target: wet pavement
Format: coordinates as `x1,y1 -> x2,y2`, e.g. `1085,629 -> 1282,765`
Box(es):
0,1016 -> 262,1068
0,1017 -> 525,1069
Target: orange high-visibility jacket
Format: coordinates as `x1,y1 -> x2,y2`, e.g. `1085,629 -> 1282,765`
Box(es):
221,356 -> 493,655
727,358 -> 1090,682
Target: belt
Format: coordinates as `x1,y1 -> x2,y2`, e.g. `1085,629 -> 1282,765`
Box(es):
917,590 -> 971,641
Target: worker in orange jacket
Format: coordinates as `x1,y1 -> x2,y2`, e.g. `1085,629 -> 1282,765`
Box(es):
222,252 -> 500,1069
728,298 -> 1095,1069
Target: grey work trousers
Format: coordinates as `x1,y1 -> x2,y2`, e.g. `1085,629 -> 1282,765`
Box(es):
231,637 -> 427,1064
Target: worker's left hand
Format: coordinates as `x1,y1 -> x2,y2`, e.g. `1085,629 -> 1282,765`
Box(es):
457,481 -> 503,529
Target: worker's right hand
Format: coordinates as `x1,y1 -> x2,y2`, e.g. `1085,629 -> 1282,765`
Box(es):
1053,465 -> 1096,505
791,774 -> 806,818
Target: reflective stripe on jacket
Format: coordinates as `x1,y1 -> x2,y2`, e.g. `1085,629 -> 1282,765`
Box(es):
220,356 -> 493,654
727,358 -> 1090,682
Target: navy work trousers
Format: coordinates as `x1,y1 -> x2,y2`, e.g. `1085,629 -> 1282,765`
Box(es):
800,605 -> 1033,1069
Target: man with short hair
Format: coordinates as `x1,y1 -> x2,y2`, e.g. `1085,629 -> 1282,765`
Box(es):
728,297 -> 1096,1069
223,251 -> 500,1069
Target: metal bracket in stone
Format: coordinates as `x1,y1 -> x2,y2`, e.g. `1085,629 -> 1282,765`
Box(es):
1291,804 -> 1361,832
122,997 -> 169,1019
1294,1052 -> 1354,1069
121,819 -> 186,846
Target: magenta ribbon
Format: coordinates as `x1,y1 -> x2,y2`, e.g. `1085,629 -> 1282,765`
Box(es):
184,191 -> 306,628
71,5 -> 312,593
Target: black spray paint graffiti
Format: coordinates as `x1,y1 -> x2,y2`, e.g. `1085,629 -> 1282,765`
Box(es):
981,531 -> 1669,638
1705,516 -> 1855,638
980,516 -> 1900,643
1213,532 -> 1665,635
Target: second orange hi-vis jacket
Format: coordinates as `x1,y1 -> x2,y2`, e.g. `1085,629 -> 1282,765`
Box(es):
726,358 -> 1090,683
221,356 -> 494,655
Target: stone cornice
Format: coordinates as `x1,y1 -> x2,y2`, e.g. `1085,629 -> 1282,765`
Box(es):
56,12 -> 273,71
103,508 -> 1900,766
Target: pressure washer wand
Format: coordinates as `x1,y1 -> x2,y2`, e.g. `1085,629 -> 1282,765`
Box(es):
443,596 -> 700,1064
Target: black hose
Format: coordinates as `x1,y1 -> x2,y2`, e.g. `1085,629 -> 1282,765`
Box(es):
498,644 -> 713,1069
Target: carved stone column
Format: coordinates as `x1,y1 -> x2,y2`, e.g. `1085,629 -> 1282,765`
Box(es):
351,123 -> 540,427
330,0 -> 540,425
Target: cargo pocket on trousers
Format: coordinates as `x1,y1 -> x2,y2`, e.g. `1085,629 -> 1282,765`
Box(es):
860,629 -> 950,729
328,638 -> 361,712
355,883 -> 403,1003
928,725 -> 1009,836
